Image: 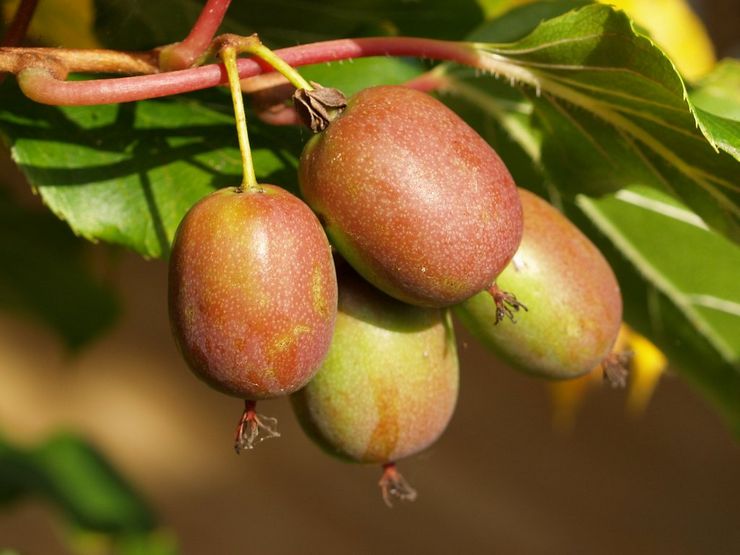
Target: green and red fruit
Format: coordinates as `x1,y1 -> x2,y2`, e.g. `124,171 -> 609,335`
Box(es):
454,189 -> 622,380
168,186 -> 338,401
298,85 -> 523,308
292,262 -> 458,504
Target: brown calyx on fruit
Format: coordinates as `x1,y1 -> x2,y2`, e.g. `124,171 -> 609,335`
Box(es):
293,83 -> 347,132
378,462 -> 417,507
601,350 -> 633,388
486,282 -> 527,324
234,400 -> 280,453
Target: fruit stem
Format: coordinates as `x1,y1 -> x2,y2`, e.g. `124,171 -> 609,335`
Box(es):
159,0 -> 232,71
234,400 -> 280,452
378,462 -> 417,507
219,45 -> 259,192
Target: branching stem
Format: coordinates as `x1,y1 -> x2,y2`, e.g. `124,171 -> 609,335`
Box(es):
159,0 -> 232,70
9,37 -> 479,105
209,34 -> 313,91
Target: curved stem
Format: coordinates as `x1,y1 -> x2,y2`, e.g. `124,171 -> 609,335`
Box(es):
220,46 -> 258,191
0,0 -> 39,85
159,0 -> 232,70
1,0 -> 39,47
15,37 -> 480,105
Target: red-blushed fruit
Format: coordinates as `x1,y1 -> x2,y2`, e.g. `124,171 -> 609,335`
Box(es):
298,85 -> 523,308
291,262 -> 458,505
168,185 -> 338,401
454,189 -> 623,380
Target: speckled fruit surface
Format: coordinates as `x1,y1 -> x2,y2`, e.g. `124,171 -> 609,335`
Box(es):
454,189 -> 622,379
299,85 -> 522,308
168,186 -> 337,399
292,263 -> 459,464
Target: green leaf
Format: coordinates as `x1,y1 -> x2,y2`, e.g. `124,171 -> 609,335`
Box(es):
0,55 -> 424,259
0,432 -> 156,534
0,189 -> 118,349
574,187 -> 740,431
0,84 -> 303,258
469,4 -> 739,241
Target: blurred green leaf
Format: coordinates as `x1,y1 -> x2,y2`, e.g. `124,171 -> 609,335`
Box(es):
467,0 -> 590,43
31,433 -> 155,533
0,432 -> 168,552
0,188 -> 118,349
93,0 -> 484,50
690,59 -> 740,121
689,60 -> 740,161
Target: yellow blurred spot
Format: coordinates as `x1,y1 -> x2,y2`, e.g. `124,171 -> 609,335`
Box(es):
549,371 -> 598,434
3,0 -> 100,48
549,324 -> 668,430
623,327 -> 668,417
603,0 -> 715,80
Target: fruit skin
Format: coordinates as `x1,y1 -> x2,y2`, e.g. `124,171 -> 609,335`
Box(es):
454,189 -> 622,380
168,185 -> 337,400
298,85 -> 522,308
292,263 -> 458,464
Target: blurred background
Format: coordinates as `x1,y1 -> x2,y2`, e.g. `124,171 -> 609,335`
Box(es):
1,244 -> 739,553
1,0 -> 739,553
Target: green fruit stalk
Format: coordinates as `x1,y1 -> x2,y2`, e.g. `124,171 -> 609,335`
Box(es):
298,85 -> 523,308
292,262 -> 459,505
455,189 -> 623,380
169,186 -> 338,400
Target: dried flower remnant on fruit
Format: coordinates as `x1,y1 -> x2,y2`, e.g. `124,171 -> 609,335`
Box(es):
602,350 -> 633,388
234,400 -> 280,453
379,462 -> 418,507
486,282 -> 527,324
293,83 -> 347,132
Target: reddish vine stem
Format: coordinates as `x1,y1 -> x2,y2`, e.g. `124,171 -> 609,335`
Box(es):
11,37 -> 480,106
159,0 -> 232,70
1,0 -> 38,47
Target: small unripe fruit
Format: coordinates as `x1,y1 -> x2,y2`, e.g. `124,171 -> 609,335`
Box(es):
455,189 -> 622,380
299,85 -> 523,308
292,263 -> 458,504
168,186 -> 338,400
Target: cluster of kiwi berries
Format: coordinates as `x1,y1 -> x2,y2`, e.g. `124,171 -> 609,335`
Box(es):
168,75 -> 623,505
